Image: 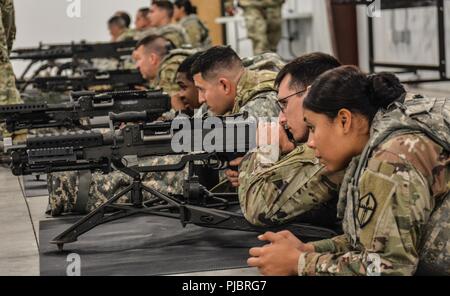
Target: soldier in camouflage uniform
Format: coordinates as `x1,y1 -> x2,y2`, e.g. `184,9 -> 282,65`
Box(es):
136,1 -> 190,48
108,15 -> 134,42
133,34 -> 196,113
238,53 -> 343,227
134,7 -> 152,32
225,0 -> 285,54
143,46 -> 282,196
0,0 -> 21,105
174,0 -> 211,49
247,66 -> 450,276
46,44 -> 199,216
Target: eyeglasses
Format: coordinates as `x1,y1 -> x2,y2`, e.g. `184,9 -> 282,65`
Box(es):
276,88 -> 308,111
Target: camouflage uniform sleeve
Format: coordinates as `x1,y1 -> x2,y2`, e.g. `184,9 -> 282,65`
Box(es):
157,63 -> 180,98
184,21 -> 203,48
238,145 -> 342,226
239,92 -> 280,118
162,31 -> 184,48
309,235 -> 353,254
298,133 -> 447,276
0,0 -> 22,105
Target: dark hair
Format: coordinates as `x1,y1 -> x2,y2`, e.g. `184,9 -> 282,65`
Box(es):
114,11 -> 131,28
303,66 -> 406,123
191,46 -> 243,79
174,0 -> 197,14
136,34 -> 172,57
275,52 -> 341,91
138,7 -> 150,17
177,51 -> 204,81
108,16 -> 127,28
152,0 -> 175,18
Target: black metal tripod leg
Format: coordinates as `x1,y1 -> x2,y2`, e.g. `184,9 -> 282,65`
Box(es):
50,182 -> 135,250
141,184 -> 181,207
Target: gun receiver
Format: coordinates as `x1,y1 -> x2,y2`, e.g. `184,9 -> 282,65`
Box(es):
0,90 -> 170,132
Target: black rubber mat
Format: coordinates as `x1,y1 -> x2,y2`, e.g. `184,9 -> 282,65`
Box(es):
39,214 -> 264,276
22,174 -> 48,198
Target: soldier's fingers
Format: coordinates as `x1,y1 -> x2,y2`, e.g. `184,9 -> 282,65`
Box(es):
225,169 -> 238,177
247,256 -> 261,267
277,230 -> 295,238
229,157 -> 243,167
258,231 -> 281,242
249,247 -> 263,257
227,171 -> 239,178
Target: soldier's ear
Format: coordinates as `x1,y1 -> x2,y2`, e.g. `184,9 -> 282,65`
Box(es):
219,77 -> 231,94
337,108 -> 352,134
150,52 -> 161,65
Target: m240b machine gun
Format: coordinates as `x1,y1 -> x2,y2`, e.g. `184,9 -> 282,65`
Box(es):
17,69 -> 147,93
3,113 -> 338,250
11,40 -> 137,79
10,40 -> 137,61
0,90 -> 170,133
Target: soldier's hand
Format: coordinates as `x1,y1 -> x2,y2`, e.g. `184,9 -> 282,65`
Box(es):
276,230 -> 315,252
247,231 -> 301,276
119,122 -> 127,130
225,157 -> 243,187
279,125 -> 295,154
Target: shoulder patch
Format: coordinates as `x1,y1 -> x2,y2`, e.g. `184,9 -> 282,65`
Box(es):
357,193 -> 377,228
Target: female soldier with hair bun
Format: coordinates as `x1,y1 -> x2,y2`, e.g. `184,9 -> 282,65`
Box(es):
247,65 -> 450,276
173,0 -> 211,49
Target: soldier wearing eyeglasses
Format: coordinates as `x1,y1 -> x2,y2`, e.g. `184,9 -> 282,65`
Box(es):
236,53 -> 345,227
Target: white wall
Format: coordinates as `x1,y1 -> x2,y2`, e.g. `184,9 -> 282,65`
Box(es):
357,2 -> 450,91
12,0 -> 150,75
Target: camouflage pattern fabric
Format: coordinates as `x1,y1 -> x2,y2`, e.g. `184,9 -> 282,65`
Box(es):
46,170 -> 131,216
137,24 -> 190,48
151,48 -> 197,97
224,0 -> 285,54
299,97 -> 450,276
231,69 -> 279,115
0,0 -> 22,105
242,52 -> 286,72
116,28 -> 137,42
418,192 -> 450,275
225,0 -> 285,9
178,14 -> 211,49
239,144 -> 343,227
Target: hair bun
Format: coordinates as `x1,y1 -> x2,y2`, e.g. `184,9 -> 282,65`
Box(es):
367,72 -> 405,109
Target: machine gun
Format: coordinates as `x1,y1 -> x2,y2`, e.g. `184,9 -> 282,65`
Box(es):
2,112 -> 338,250
16,69 -> 147,93
11,40 -> 137,79
0,90 -> 170,133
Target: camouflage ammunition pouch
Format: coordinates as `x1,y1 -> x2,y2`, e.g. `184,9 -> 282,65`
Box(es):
417,192 -> 450,275
46,170 -> 132,216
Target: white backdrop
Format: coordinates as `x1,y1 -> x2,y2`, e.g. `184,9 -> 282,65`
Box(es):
12,0 -> 150,75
